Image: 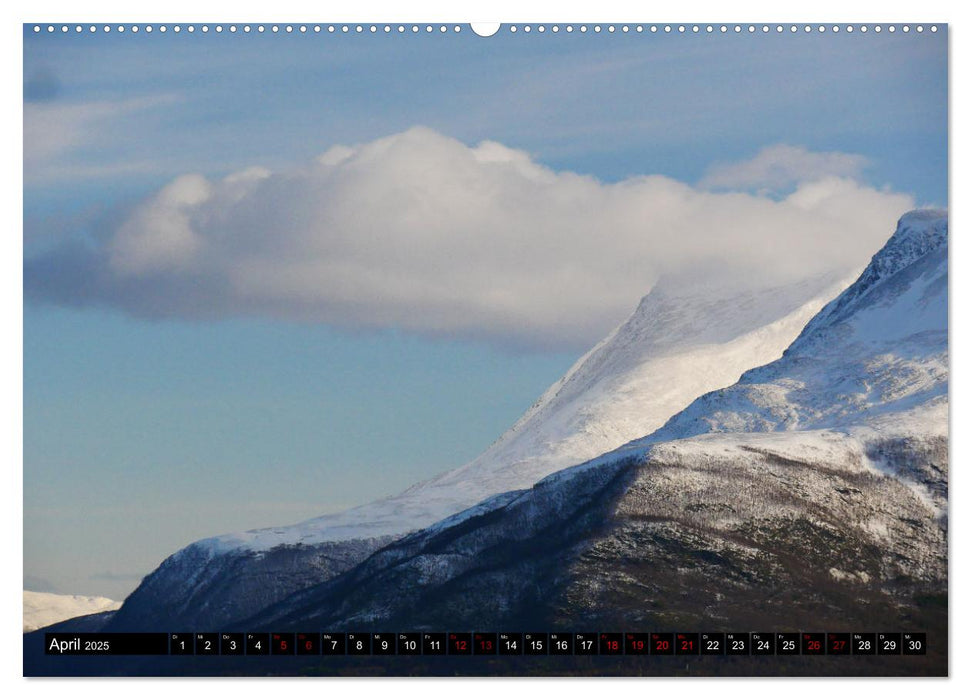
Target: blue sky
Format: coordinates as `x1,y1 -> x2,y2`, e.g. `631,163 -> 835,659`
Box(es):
23,24 -> 947,598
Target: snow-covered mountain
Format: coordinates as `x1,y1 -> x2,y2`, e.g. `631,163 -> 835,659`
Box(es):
107,266 -> 849,630
242,210 -> 947,659
23,591 -> 121,632
404,271 -> 850,504
644,208 -> 948,444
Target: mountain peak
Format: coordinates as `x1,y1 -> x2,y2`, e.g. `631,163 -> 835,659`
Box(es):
871,208 -> 947,281
793,209 -> 947,336
644,209 -> 948,442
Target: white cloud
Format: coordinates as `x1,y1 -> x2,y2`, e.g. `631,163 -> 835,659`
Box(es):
23,95 -> 181,182
26,128 -> 914,351
700,144 -> 870,193
110,173 -> 215,273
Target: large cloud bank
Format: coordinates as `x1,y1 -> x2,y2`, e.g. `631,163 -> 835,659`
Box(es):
26,127 -> 914,350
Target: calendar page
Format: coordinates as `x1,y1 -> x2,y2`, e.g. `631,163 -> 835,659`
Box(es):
22,18 -> 948,678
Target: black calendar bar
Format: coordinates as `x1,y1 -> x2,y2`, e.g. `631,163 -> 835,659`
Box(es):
44,633 -> 169,655
42,631 -> 927,656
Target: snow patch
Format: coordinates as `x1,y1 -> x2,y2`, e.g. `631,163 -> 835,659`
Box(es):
23,591 -> 121,632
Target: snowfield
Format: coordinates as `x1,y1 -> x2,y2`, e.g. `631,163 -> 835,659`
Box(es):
23,591 -> 121,632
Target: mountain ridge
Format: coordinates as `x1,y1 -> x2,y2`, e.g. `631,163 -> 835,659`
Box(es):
105,257 -> 853,631
235,210 -> 947,647
112,208 -> 947,629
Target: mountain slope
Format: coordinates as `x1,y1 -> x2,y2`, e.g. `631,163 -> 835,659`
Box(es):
107,272 -> 848,631
243,210 -> 947,655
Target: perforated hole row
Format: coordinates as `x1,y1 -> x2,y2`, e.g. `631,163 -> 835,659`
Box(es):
510,24 -> 938,34
30,24 -> 941,35
30,24 -> 466,34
